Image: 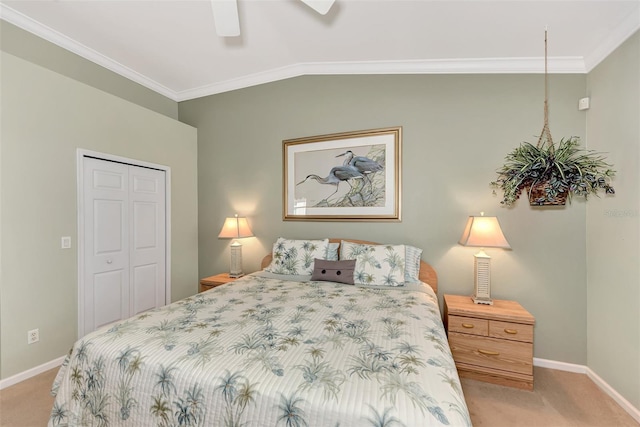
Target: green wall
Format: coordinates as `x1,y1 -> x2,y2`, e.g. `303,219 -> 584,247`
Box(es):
0,51 -> 198,379
179,73 -> 589,365
0,21 -> 178,120
586,30 -> 640,409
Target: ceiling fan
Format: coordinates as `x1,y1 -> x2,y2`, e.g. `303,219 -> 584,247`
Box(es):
210,0 -> 335,37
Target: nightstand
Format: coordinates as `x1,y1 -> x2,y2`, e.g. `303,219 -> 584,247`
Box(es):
199,273 -> 237,292
444,294 -> 535,390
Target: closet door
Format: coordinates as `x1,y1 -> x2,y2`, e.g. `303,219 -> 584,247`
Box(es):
83,158 -> 130,333
82,157 -> 166,336
129,165 -> 166,316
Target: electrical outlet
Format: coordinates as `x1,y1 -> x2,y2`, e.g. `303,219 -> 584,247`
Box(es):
27,328 -> 39,344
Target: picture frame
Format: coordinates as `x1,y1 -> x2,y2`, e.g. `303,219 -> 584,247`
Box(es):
283,126 -> 401,221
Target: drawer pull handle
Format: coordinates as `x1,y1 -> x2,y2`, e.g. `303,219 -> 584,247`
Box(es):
461,323 -> 474,329
504,328 -> 518,334
478,349 -> 500,356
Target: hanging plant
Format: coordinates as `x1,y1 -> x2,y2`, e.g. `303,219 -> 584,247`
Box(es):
491,136 -> 615,206
491,29 -> 616,207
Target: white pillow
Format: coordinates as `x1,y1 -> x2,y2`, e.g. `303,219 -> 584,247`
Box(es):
340,241 -> 406,287
265,238 -> 330,275
338,241 -> 422,283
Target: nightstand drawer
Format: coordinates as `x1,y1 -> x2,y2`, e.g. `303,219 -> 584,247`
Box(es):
448,315 -> 488,337
199,282 -> 221,293
449,332 -> 533,375
199,273 -> 237,293
489,320 -> 533,343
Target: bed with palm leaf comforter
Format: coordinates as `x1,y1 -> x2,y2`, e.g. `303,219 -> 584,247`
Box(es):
49,274 -> 471,426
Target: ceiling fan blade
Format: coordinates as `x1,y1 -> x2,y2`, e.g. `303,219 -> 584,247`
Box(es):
211,0 -> 240,37
299,0 -> 335,15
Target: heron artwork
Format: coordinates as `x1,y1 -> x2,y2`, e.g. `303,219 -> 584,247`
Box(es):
296,165 -> 363,201
336,150 -> 384,175
336,150 -> 384,189
296,146 -> 386,207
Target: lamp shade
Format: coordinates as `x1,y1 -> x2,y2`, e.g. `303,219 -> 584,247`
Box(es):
459,215 -> 511,249
218,215 -> 254,239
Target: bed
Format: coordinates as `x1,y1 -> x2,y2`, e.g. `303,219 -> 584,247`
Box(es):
49,238 -> 471,426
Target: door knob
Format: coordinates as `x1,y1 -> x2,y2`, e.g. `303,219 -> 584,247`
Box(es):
107,259 -> 113,264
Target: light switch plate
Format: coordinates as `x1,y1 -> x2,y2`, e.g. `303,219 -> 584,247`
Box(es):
61,236 -> 71,249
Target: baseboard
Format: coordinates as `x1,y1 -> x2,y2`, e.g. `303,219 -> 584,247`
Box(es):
585,366 -> 640,424
534,357 -> 640,423
0,355 -> 65,390
533,357 -> 587,373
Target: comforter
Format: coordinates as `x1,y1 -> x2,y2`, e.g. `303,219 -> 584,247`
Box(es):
49,273 -> 471,426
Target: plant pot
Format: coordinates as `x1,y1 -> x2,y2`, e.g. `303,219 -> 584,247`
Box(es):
528,181 -> 568,206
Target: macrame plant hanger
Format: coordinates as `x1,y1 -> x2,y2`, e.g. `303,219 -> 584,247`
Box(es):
528,27 -> 567,205
493,27 -> 615,207
538,27 -> 554,153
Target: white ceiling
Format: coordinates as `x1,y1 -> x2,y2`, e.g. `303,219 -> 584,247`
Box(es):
1,1 -> 639,102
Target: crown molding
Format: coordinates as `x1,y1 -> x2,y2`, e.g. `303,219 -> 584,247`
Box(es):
176,56 -> 586,101
583,4 -> 640,72
0,3 -> 178,100
4,2 -> 633,103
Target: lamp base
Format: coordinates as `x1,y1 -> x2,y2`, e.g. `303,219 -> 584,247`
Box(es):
472,250 -> 492,305
472,296 -> 494,305
229,241 -> 244,278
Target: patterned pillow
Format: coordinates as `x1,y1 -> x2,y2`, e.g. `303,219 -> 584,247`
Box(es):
326,242 -> 340,261
265,238 -> 330,275
340,241 -> 406,287
405,245 -> 423,283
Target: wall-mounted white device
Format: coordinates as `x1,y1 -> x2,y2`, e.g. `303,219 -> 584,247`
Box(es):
578,97 -> 590,111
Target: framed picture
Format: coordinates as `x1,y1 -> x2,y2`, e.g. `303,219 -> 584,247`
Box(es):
283,126 -> 401,221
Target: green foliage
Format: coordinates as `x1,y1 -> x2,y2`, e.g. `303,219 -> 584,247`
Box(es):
491,136 -> 615,206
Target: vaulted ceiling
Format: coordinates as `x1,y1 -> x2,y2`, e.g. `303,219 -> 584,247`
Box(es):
1,1 -> 638,101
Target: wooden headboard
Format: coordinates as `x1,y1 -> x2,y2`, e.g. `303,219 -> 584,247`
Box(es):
260,238 -> 438,294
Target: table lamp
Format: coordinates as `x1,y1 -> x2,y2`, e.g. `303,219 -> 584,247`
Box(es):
218,214 -> 254,277
458,212 -> 511,305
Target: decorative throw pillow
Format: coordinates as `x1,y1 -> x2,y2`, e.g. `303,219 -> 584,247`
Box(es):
405,245 -> 423,283
326,242 -> 340,261
340,241 -> 406,287
265,238 -> 330,275
311,259 -> 356,285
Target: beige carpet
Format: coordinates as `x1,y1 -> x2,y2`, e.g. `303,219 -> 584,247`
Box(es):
0,368 -> 57,427
462,367 -> 638,427
0,366 -> 637,426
